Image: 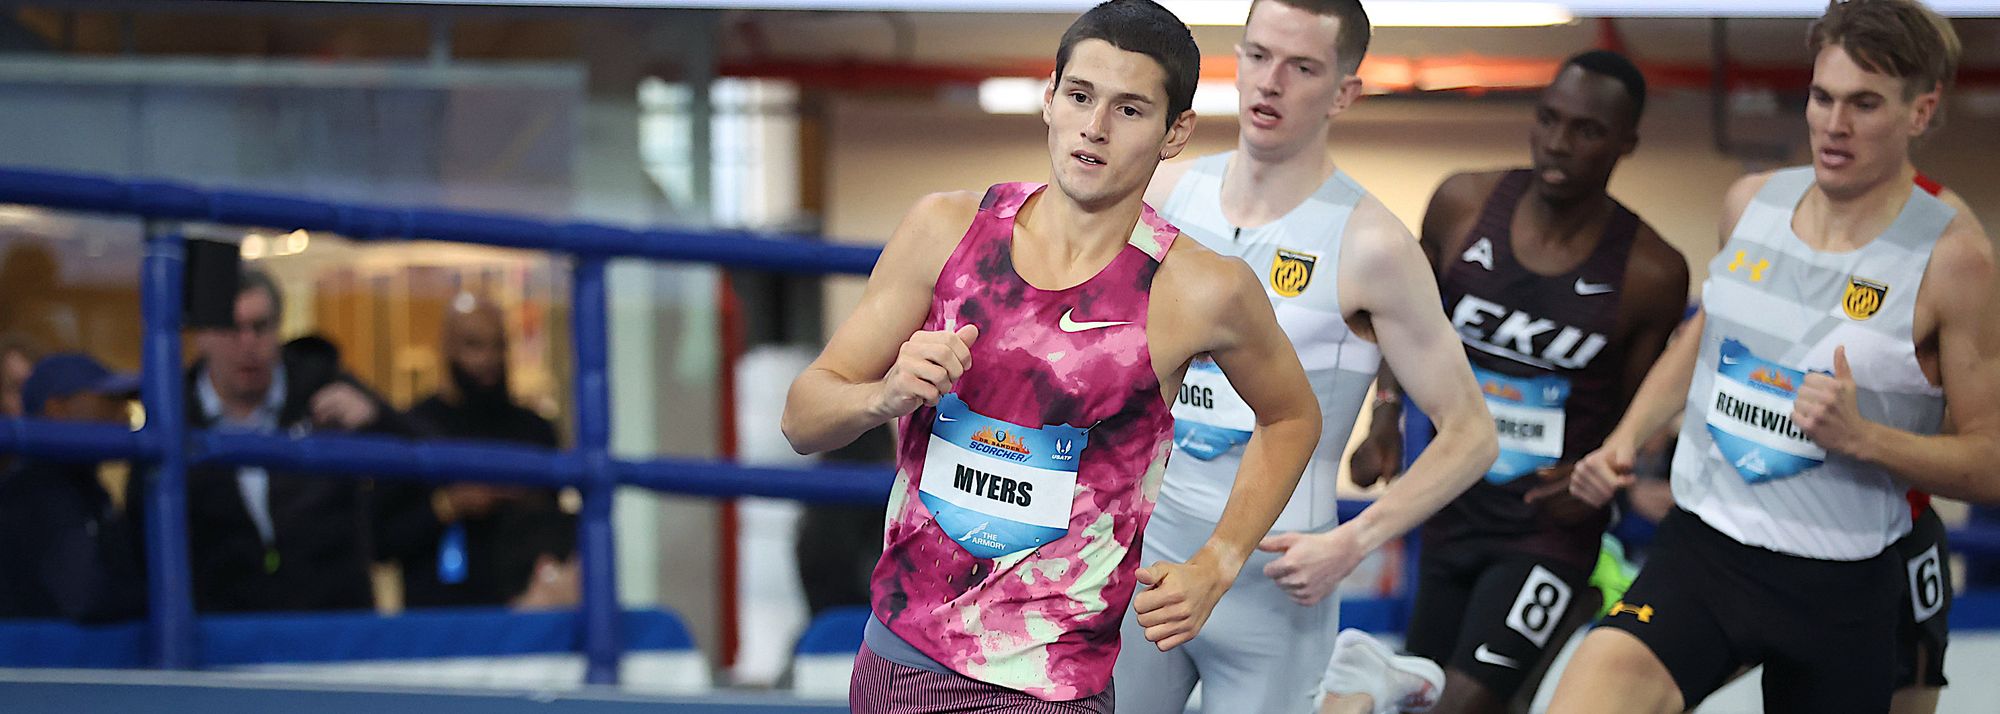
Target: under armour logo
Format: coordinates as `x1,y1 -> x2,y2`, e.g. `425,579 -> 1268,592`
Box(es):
1727,250 -> 1770,282
1607,601 -> 1654,623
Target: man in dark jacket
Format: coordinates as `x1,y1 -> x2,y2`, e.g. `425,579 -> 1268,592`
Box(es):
374,295 -> 573,608
142,269 -> 404,612
0,353 -> 145,621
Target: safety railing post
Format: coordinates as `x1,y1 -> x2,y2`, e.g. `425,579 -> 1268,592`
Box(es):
139,227 -> 198,669
571,255 -> 621,685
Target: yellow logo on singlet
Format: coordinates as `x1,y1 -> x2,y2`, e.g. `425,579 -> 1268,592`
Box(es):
1843,277 -> 1889,321
1271,248 -> 1318,297
1727,250 -> 1770,282
1607,601 -> 1654,623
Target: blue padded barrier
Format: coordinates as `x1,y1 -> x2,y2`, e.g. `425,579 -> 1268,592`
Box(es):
0,608 -> 695,669
792,607 -> 871,657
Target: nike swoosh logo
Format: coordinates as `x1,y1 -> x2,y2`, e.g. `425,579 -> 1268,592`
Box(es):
1473,644 -> 1521,669
1059,308 -> 1132,333
1574,278 -> 1616,296
1721,356 -> 1739,365
937,414 -> 957,422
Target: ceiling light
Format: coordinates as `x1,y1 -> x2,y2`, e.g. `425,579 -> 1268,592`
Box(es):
260,1 -> 2000,17
979,77 -> 1240,115
978,78 -> 1044,115
1366,2 -> 1573,27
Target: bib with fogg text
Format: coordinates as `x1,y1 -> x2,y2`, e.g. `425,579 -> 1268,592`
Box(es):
919,394 -> 1088,559
1170,357 -> 1257,461
1475,366 -> 1570,484
1706,339 -> 1827,484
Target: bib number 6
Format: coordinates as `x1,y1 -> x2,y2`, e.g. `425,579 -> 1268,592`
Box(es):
1907,544 -> 1944,623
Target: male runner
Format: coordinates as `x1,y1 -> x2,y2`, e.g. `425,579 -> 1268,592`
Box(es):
1552,1 -> 2000,711
1888,173 -> 1976,714
1112,1 -> 1497,712
1334,50 -> 1689,714
782,2 -> 1324,711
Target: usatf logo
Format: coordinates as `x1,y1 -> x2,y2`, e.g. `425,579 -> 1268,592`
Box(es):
1271,248 -> 1318,297
1843,277 -> 1888,321
1727,250 -> 1770,282
1607,601 -> 1654,623
1052,439 -> 1077,461
970,427 -> 1031,462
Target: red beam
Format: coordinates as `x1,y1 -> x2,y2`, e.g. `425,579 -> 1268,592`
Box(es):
720,55 -> 2000,93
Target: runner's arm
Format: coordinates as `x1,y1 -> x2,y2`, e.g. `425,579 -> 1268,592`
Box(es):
1352,173 -> 1479,486
1835,221 -> 2000,502
1193,251 -> 1323,573
1338,198 -> 1497,553
1596,174 -> 1765,456
782,192 -> 974,454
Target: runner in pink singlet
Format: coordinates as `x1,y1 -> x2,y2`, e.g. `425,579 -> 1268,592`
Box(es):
783,2 -> 1326,711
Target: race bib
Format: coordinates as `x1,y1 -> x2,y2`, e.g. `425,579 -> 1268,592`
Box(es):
919,394 -> 1086,559
1476,366 -> 1570,485
1171,357 -> 1257,461
1705,339 -> 1826,483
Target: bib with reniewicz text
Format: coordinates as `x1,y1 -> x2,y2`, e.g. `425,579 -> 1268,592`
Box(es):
1171,357 -> 1256,461
1705,339 -> 1827,484
1475,366 -> 1571,485
919,394 -> 1088,559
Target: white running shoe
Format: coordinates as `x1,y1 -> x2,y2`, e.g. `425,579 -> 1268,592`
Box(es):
1321,628 -> 1445,714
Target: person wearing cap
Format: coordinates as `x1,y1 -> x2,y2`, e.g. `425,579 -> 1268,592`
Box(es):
0,353 -> 146,621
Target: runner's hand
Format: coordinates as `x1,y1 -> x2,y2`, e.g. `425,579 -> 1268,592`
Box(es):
1134,555 -> 1237,651
1794,345 -> 1872,457
876,324 -> 979,417
1347,424 -> 1403,488
1568,440 -> 1636,507
1259,526 -> 1365,606
1524,463 -> 1603,524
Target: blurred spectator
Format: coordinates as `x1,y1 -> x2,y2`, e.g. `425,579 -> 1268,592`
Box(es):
0,334 -> 38,474
1,333 -> 36,418
794,424 -> 893,615
0,243 -> 80,352
0,353 -> 144,621
495,506 -> 580,610
373,294 -> 575,609
133,269 -> 403,612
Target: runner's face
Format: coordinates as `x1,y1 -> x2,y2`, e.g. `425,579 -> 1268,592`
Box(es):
1044,40 -> 1191,210
1529,66 -> 1636,205
1806,44 -> 1936,200
1236,2 -> 1349,156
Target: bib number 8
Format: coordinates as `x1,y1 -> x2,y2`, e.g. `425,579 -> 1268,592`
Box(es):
1506,565 -> 1573,649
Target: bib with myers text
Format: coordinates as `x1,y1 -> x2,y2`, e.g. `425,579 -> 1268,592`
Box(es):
1475,366 -> 1570,485
1705,339 -> 1827,483
919,394 -> 1088,559
1171,357 -> 1257,461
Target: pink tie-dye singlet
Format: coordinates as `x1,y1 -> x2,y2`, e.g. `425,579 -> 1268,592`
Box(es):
871,182 -> 1179,700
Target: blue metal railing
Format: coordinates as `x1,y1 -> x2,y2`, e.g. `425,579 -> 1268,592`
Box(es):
0,166 -> 884,683
5,166 -> 1999,684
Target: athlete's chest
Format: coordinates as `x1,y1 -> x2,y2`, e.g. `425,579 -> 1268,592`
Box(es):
1444,235 -> 1622,373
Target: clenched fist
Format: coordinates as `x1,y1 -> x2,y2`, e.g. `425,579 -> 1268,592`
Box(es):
876,324 -> 980,418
